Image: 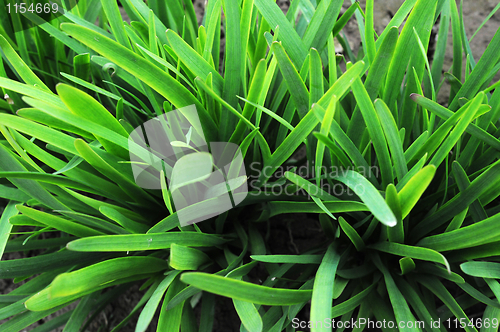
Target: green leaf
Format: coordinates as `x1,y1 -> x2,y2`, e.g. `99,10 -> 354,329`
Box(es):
60,23 -> 217,142
169,152 -> 213,193
136,271 -> 181,332
309,48 -> 324,107
458,282 -> 500,309
67,232 -> 226,251
4,237 -> 75,254
450,0 -> 463,80
57,84 -> 129,158
0,35 -> 51,93
202,0 -> 222,65
364,0 -> 376,65
237,96 -> 293,131
413,27 -> 436,101
60,72 -> 143,112
159,170 -> 174,215
312,104 -> 376,184
272,42 -> 309,118
240,0 -> 253,91
16,205 -> 104,238
62,188 -> 142,223
419,263 -> 465,285
485,278 -> 500,304
318,61 -> 365,109
0,304 -> 68,332
62,292 -> 100,332
375,99 -> 408,181
266,201 -> 368,218
0,250 -> 107,279
313,132 -> 352,168
429,92 -> 484,167
372,254 -> 421,332
169,244 -> 210,270
303,0 -> 343,52
315,94 -> 336,186
481,306 -> 500,332
417,276 -> 478,332
399,257 -> 416,275
74,139 -> 155,205
229,59 -> 267,145
166,29 -> 224,94
136,44 -> 195,91
338,217 -> 365,251
233,299 -> 263,332
383,0 -> 437,109
219,0 -> 242,141
99,206 -> 149,234
122,0 -> 169,45
256,107 -> 319,186
57,210 -> 130,235
148,10 -> 158,55
73,53 -> 91,82
21,12 -> 88,54
310,243 -> 340,332
351,79 -> 393,187
193,77 -> 255,132
398,165 -> 436,218
403,130 -> 429,163
369,242 -> 450,273
0,201 -> 17,260
16,108 -> 94,140
0,184 -> 30,202
25,272 -> 155,312
461,261 -> 500,279
0,113 -> 75,157
412,159 -> 500,241
9,215 -> 44,227
0,172 -> 98,194
394,278 -> 443,332
411,94 -> 500,151
386,183 -> 404,243
49,257 -> 168,298
101,0 -> 131,49
157,275 -> 185,331
0,141 -> 67,210
283,171 -> 337,218
250,255 -> 322,264
326,170 -> 397,227
449,25 -> 500,111
417,213 -> 500,251
253,0 -> 307,65
331,282 -> 377,318
180,272 -> 312,305
19,98 -> 153,173
452,161 -> 487,222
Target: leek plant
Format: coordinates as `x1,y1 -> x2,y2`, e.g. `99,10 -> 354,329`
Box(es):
1,0 -> 500,331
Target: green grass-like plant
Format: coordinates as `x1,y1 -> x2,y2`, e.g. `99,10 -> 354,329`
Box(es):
1,0 -> 500,331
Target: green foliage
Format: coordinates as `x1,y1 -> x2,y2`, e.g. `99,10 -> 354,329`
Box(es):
0,0 -> 500,331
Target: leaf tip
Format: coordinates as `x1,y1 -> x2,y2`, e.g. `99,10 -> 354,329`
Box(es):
410,93 -> 421,102
386,219 -> 397,227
